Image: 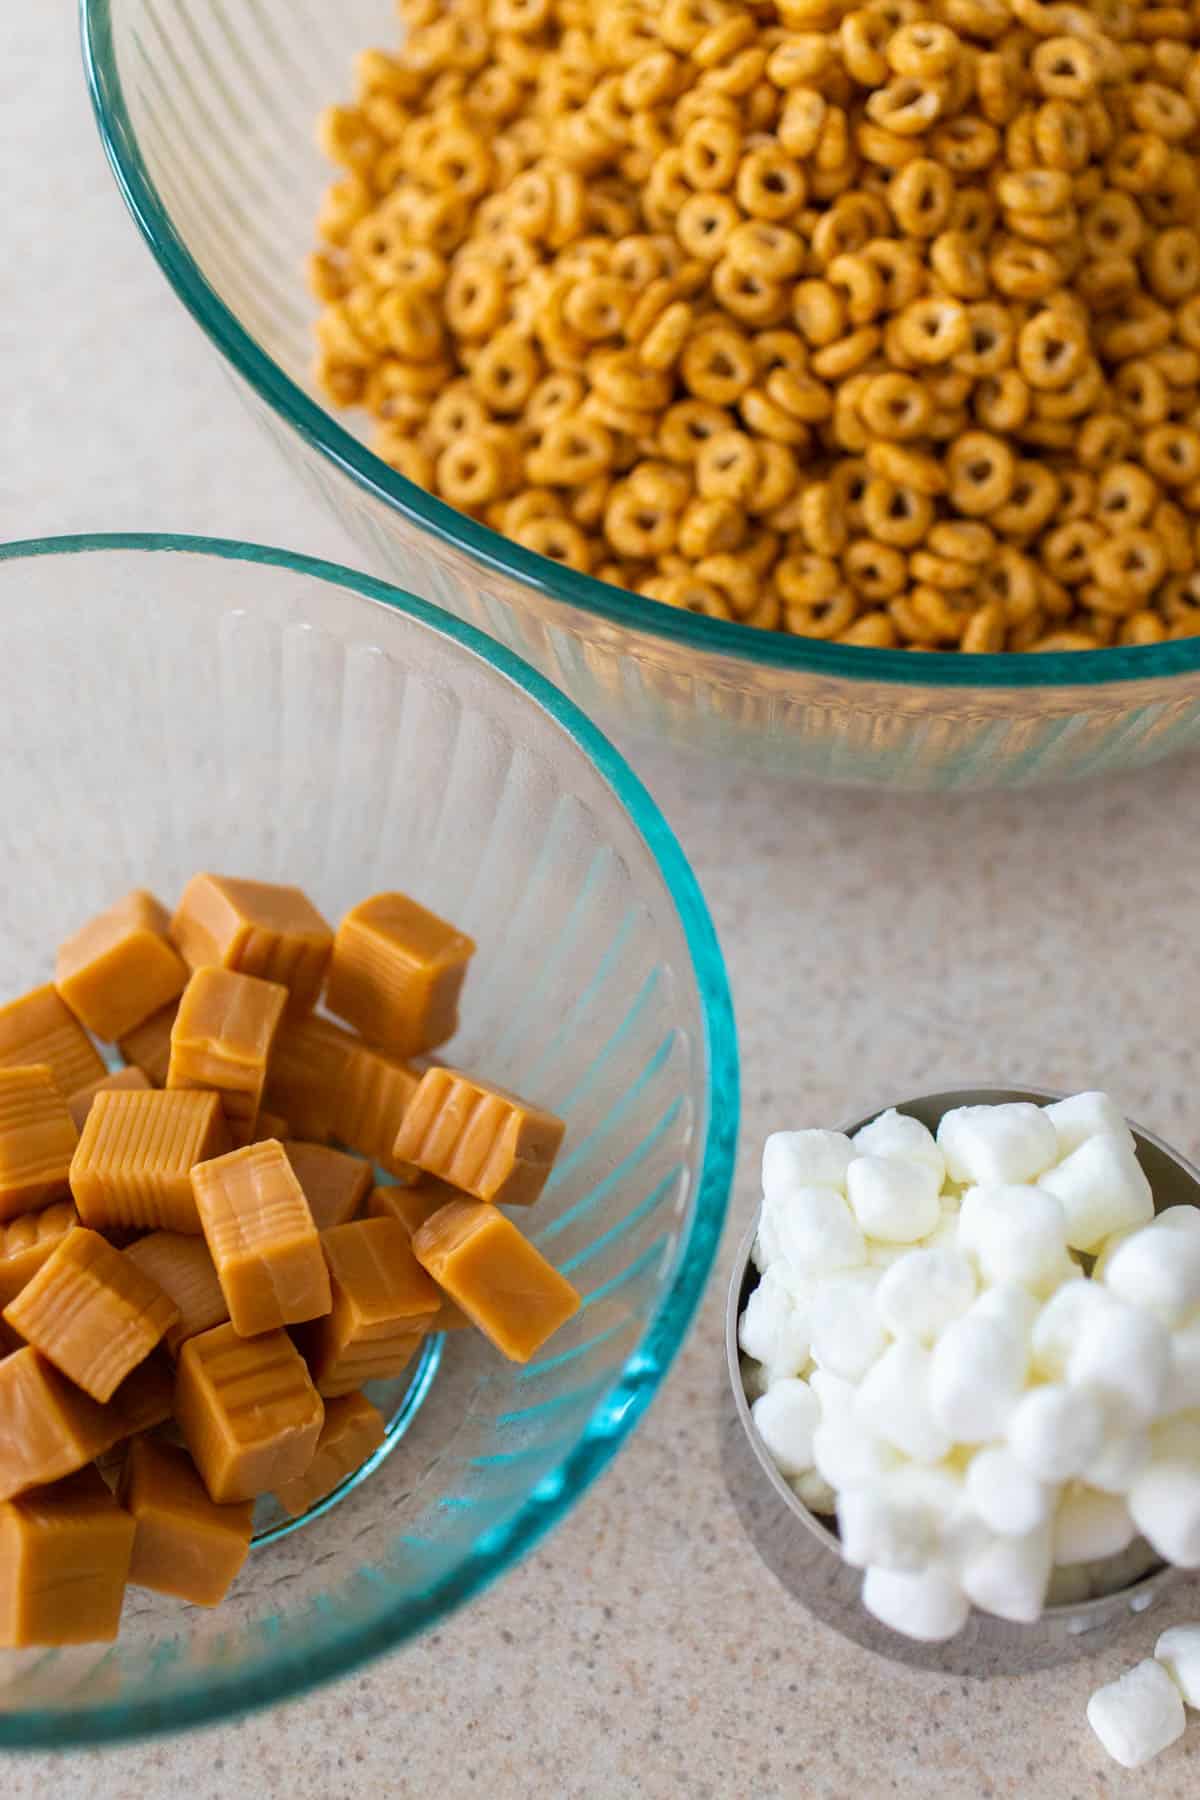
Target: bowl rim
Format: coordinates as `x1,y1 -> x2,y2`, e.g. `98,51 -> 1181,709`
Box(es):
0,531 -> 738,1748
80,0 -> 1200,696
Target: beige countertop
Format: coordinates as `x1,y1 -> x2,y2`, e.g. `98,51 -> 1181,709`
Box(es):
6,9 -> 1200,1797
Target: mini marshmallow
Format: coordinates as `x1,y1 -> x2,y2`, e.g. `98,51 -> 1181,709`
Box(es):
852,1109 -> 946,1185
812,1415 -> 900,1492
1067,1298 -> 1171,1423
961,1520 -> 1053,1623
1087,1659 -> 1186,1770
1129,1416 -> 1200,1566
1155,1623 -> 1200,1708
1039,1131 -> 1154,1252
772,1186 -> 867,1278
1053,1487 -> 1136,1565
846,1155 -> 941,1244
937,1103 -> 1058,1188
1090,1228 -> 1134,1281
1043,1091 -> 1133,1160
866,1243 -> 911,1268
856,1340 -> 952,1465
1008,1383 -> 1108,1484
839,1466 -> 969,1573
958,1184 -> 1070,1294
875,1247 -> 976,1344
1153,1204 -> 1200,1237
1103,1221 -> 1200,1327
1164,1311 -> 1200,1414
929,1292 -> 1030,1443
970,1278 -> 1040,1341
750,1379 -> 820,1478
790,1468 -> 837,1516
1030,1279 -> 1116,1381
922,1211 -> 962,1252
1089,1406 -> 1151,1497
861,1563 -> 969,1643
965,1446 -> 1054,1539
738,1268 -> 812,1380
762,1130 -> 854,1201
808,1270 -> 886,1382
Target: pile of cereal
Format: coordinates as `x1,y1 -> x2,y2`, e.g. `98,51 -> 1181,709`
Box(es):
311,0 -> 1200,652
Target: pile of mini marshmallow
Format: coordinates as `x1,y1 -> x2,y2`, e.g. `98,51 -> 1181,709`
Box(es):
739,1092 -> 1200,1643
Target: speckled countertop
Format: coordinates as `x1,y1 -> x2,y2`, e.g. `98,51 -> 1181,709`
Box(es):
6,10 -> 1200,1797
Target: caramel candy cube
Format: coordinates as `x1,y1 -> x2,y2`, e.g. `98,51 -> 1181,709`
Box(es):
55,890 -> 189,1043
125,1231 -> 229,1354
326,893 -> 475,1057
70,1087 -> 229,1233
274,1390 -> 386,1518
0,1465 -> 136,1646
252,1109 -> 291,1144
367,1181 -> 471,1329
192,1141 -> 331,1336
0,1199 -> 79,1306
392,1066 -> 565,1208
0,983 -> 106,1098
0,1348 -> 114,1500
0,1065 -> 79,1222
334,1041 -> 422,1176
6,1228 -> 179,1402
120,1436 -> 253,1606
412,1200 -> 581,1363
168,968 -> 287,1146
67,1065 -> 153,1132
284,1141 -> 371,1230
117,1000 -> 179,1086
170,874 -> 334,1014
263,1014 -> 357,1143
175,1322 -> 324,1503
301,1218 -> 439,1397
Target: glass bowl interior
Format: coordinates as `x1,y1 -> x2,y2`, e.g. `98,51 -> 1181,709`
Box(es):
0,533 -> 736,1747
81,0 -> 1200,787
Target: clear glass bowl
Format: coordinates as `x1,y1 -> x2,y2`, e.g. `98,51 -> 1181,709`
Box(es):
80,0 -> 1200,789
0,533 -> 736,1746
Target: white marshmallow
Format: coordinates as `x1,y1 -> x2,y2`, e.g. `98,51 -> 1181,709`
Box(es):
763,1129 -> 855,1201
1030,1279 -> 1116,1381
961,1521 -> 1053,1623
1089,1404 -> 1152,1497
811,1418 -> 899,1491
808,1270 -> 886,1382
1038,1131 -> 1154,1252
1130,1460 -> 1200,1567
1046,1563 -> 1092,1605
846,1155 -> 941,1244
751,1379 -> 820,1478
866,1243 -> 911,1268
1067,1298 -> 1171,1422
809,1366 -> 857,1420
852,1109 -> 946,1184
1155,1623 -> 1200,1708
929,1293 -> 1030,1443
856,1340 -> 952,1465
1008,1383 -> 1108,1484
1103,1221 -> 1200,1327
958,1183 -> 1070,1294
1043,1091 -> 1133,1159
1154,1204 -> 1200,1236
790,1468 -> 837,1515
937,1103 -> 1058,1188
875,1247 -> 976,1343
840,1466 -> 971,1572
922,1210 -> 962,1251
1090,1228 -> 1134,1281
1164,1311 -> 1200,1414
1087,1660 -> 1186,1769
971,1279 -> 1040,1340
772,1186 -> 867,1278
738,1268 -> 811,1380
1053,1487 -> 1136,1565
965,1446 -> 1054,1538
861,1563 -> 969,1643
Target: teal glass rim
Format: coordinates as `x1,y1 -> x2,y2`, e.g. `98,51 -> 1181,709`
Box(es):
0,532 -> 738,1749
80,0 -> 1200,693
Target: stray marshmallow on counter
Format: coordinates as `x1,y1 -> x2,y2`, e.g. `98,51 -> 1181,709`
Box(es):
740,1093 -> 1200,1645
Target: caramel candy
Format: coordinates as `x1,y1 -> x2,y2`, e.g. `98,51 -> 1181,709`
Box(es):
392,1066 -> 565,1208
334,1041 -> 422,1177
0,1199 -> 79,1306
0,1348 -> 113,1500
168,968 -> 287,1146
0,1065 -> 79,1222
325,892 -> 475,1057
252,1109 -> 291,1143
70,1087 -> 229,1233
0,1465 -> 136,1646
119,1436 -> 253,1606
412,1200 -> 581,1363
192,1141 -> 331,1336
5,1228 -> 179,1402
67,1065 -> 153,1132
175,1322 -> 324,1504
55,890 -> 189,1042
170,875 -> 334,1014
367,1181 -> 471,1329
263,1014 -> 357,1143
284,1141 -> 371,1231
300,1218 -> 439,1397
274,1390 -> 385,1518
125,1231 -> 229,1354
117,1000 -> 178,1086
0,983 -> 106,1098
